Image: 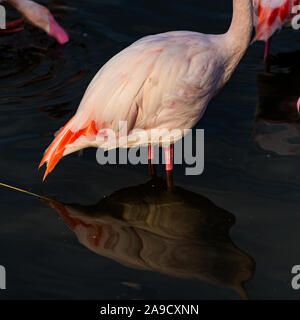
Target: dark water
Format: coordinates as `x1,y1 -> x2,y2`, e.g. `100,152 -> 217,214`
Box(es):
0,0 -> 300,300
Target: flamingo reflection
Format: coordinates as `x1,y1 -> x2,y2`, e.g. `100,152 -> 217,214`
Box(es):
45,178 -> 255,299
254,51 -> 300,155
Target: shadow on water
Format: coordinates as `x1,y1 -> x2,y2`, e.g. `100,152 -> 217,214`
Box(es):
45,178 -> 255,299
254,51 -> 300,155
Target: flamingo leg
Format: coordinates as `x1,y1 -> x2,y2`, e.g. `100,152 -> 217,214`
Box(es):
164,145 -> 174,190
0,18 -> 25,35
148,145 -> 156,178
264,38 -> 271,62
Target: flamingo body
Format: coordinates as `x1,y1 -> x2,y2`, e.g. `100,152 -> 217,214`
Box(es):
40,1 -> 253,180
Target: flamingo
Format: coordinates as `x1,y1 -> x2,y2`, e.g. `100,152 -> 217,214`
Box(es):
253,0 -> 300,61
39,0 -> 253,189
0,0 -> 69,44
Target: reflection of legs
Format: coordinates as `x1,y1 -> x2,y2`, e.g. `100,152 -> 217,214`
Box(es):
165,145 -> 174,190
0,18 -> 24,35
148,145 -> 156,179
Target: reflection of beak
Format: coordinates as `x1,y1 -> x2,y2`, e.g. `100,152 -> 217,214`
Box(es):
47,14 -> 69,45
297,97 -> 300,113
46,199 -> 103,247
46,199 -> 78,230
43,199 -> 76,228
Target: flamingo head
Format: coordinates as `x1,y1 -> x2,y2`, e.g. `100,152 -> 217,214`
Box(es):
46,11 -> 69,45
16,0 -> 69,44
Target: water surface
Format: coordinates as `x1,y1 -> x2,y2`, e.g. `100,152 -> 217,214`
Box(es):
0,0 -> 300,299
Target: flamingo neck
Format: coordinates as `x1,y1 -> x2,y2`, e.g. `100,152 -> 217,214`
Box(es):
5,0 -> 27,12
225,0 -> 253,57
6,0 -> 22,8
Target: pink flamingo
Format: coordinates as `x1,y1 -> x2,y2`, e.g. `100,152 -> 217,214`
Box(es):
39,0 -> 253,189
253,0 -> 300,61
0,0 -> 69,44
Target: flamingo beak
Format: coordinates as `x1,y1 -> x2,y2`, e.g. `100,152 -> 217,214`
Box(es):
47,14 -> 69,45
297,97 -> 300,113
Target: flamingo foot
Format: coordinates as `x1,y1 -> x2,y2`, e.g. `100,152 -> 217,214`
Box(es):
164,145 -> 174,190
48,14 -> 69,44
148,146 -> 156,179
0,18 -> 25,35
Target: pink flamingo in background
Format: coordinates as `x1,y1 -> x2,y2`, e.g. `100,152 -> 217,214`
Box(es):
39,0 -> 254,189
0,0 -> 69,44
253,0 -> 300,61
